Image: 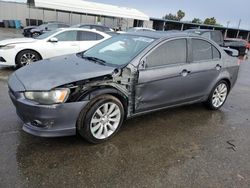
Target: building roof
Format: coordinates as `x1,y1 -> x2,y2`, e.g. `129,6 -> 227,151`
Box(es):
150,17 -> 250,32
34,0 -> 149,21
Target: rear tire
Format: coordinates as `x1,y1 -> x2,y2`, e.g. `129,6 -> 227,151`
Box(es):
77,95 -> 125,144
205,80 -> 229,110
31,32 -> 40,38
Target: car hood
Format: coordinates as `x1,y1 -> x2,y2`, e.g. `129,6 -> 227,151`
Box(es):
12,54 -> 116,91
0,38 -> 37,46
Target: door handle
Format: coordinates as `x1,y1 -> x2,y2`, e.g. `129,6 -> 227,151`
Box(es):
181,69 -> 191,77
215,64 -> 222,71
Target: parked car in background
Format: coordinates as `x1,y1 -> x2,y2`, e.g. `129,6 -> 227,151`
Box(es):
8,32 -> 239,143
224,38 -> 249,56
0,28 -> 111,67
185,29 -> 240,57
185,29 -> 224,46
23,22 -> 70,38
71,24 -> 114,32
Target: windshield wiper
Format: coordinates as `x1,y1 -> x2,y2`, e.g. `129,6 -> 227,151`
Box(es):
83,56 -> 106,66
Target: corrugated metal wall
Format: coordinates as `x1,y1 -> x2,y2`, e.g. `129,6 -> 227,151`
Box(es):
0,1 -> 151,29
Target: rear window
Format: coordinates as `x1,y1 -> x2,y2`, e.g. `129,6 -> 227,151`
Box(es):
211,31 -> 223,45
77,31 -> 104,41
192,39 -> 221,61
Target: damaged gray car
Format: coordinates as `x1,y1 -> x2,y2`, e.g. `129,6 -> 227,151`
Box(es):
8,32 -> 240,143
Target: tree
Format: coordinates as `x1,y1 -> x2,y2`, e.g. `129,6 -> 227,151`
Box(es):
192,18 -> 203,24
163,13 -> 178,21
177,10 -> 185,21
163,10 -> 185,21
204,17 -> 217,25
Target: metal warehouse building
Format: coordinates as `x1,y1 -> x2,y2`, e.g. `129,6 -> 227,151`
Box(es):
0,0 -> 152,29
151,18 -> 250,41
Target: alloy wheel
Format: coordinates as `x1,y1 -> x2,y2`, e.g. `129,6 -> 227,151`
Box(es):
212,83 -> 228,108
20,53 -> 39,66
90,102 -> 121,139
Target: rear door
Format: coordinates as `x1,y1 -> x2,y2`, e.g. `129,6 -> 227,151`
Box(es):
77,31 -> 105,51
186,38 -> 222,99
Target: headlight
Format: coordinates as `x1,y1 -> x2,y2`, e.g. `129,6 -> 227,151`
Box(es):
0,45 -> 16,50
24,89 -> 70,105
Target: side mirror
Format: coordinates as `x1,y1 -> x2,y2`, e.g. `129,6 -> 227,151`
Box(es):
139,58 -> 147,69
49,37 -> 58,43
45,27 -> 48,30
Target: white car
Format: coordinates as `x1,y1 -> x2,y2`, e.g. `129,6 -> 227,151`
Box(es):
0,28 -> 111,67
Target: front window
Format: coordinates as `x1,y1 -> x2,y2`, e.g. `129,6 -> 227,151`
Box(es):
83,35 -> 155,66
55,31 -> 77,41
146,39 -> 187,68
35,29 -> 61,39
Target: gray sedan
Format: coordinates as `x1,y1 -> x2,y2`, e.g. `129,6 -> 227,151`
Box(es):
8,32 -> 240,143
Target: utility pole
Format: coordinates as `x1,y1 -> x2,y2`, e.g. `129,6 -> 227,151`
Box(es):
224,21 -> 230,39
236,19 -> 241,38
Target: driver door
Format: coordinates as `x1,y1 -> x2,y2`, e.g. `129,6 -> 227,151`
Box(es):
135,38 -> 193,112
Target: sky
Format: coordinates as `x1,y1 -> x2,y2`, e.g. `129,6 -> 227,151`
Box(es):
89,0 -> 250,29
7,0 -> 250,29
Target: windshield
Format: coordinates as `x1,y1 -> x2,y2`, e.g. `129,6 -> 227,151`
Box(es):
126,28 -> 137,32
83,35 -> 155,66
35,29 -> 61,39
37,23 -> 48,30
70,24 -> 80,28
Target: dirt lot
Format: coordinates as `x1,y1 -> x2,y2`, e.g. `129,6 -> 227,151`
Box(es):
0,29 -> 250,188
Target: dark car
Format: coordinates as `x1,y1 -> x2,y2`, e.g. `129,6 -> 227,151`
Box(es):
23,22 -> 70,38
224,38 -> 249,56
8,32 -> 239,143
185,29 -> 224,46
71,24 -> 114,32
185,29 -> 245,57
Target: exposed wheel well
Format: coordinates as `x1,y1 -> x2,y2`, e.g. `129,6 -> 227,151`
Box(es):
15,49 -> 43,64
77,87 -> 129,118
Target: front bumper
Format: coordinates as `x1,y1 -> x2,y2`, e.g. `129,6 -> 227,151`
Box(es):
9,89 -> 89,137
0,49 -> 16,66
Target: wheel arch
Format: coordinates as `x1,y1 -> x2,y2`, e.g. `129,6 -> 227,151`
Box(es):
15,49 -> 43,65
77,86 -> 129,116
76,86 -> 128,135
220,78 -> 231,92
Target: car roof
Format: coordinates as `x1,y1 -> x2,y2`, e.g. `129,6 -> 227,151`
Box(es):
77,24 -> 110,27
55,27 -> 111,36
125,31 -> 196,40
185,29 -> 220,34
44,22 -> 68,24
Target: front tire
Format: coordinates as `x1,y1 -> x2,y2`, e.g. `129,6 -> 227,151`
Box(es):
16,50 -> 41,68
77,95 -> 125,144
205,81 -> 229,110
